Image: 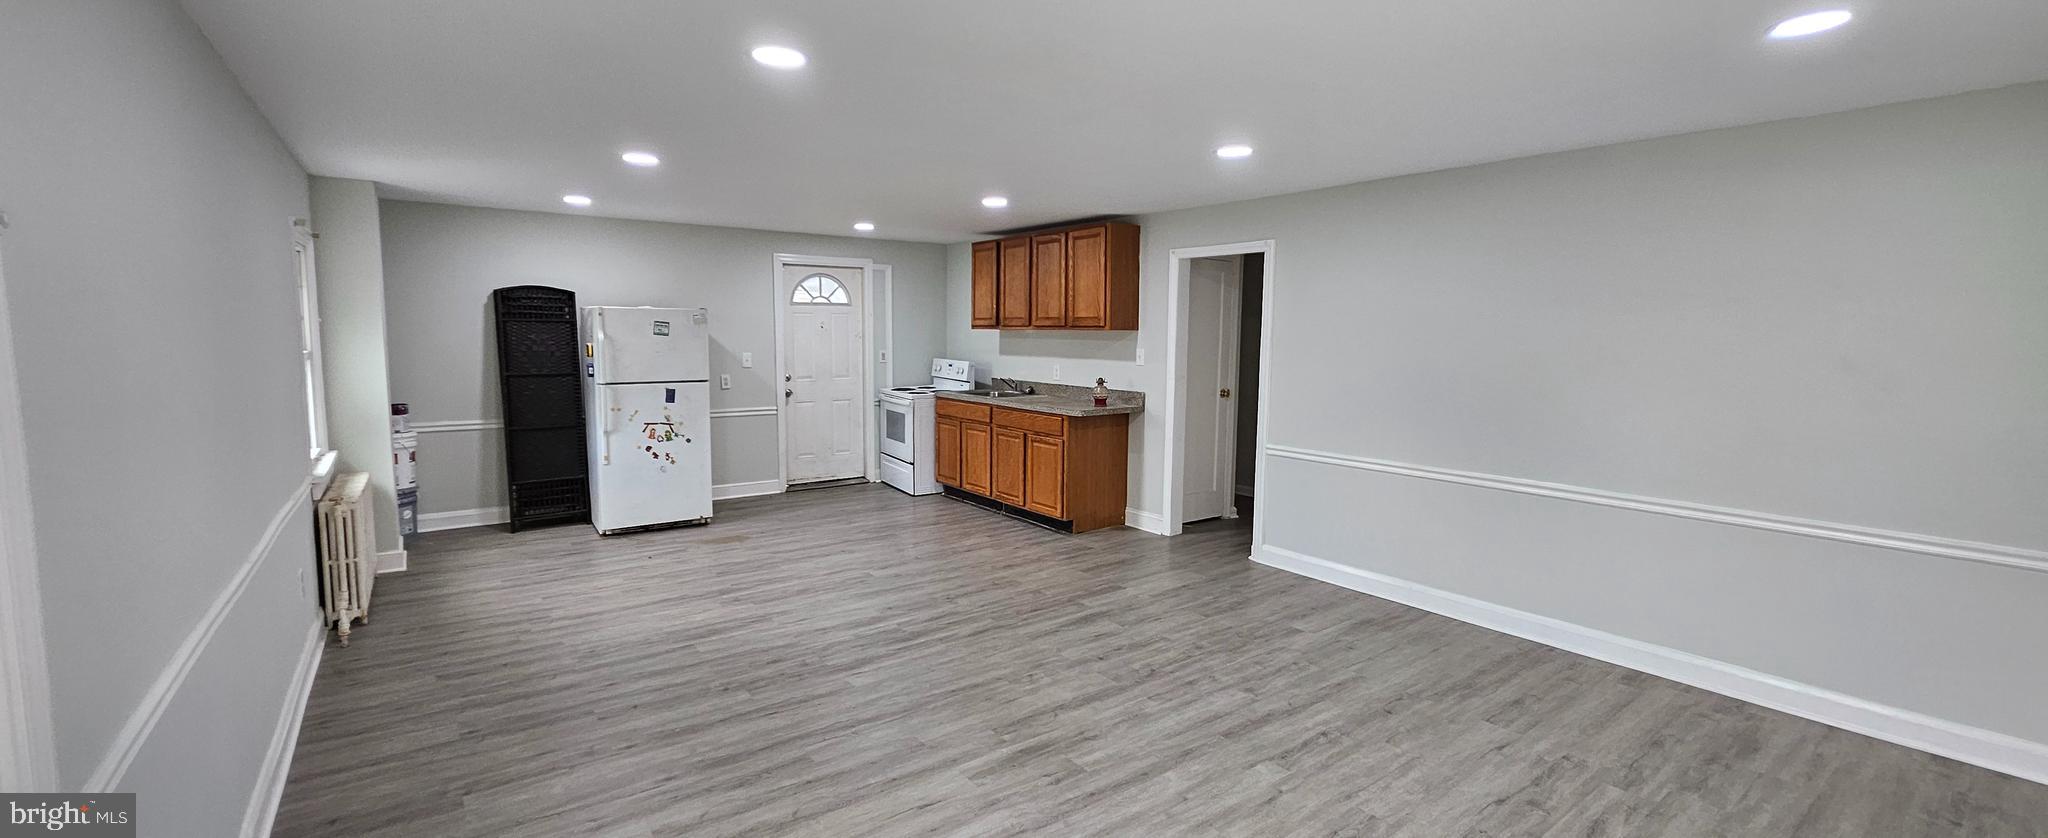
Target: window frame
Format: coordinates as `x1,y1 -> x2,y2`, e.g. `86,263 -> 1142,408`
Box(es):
791,272 -> 852,305
293,224 -> 329,461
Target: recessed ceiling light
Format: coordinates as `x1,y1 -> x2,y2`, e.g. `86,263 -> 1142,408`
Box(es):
853,222 -> 875,232
1215,144 -> 1255,159
562,194 -> 593,208
751,45 -> 807,69
1768,9 -> 1852,39
981,196 -> 1009,209
620,151 -> 660,168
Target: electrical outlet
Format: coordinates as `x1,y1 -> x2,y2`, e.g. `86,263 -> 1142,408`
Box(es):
741,352 -> 753,368
1051,364 -> 1061,381
719,374 -> 732,390
1135,347 -> 1145,366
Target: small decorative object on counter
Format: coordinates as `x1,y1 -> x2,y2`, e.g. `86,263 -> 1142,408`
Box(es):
1093,378 -> 1109,407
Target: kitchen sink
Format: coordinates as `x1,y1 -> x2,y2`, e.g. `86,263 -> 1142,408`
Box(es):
962,389 -> 1033,398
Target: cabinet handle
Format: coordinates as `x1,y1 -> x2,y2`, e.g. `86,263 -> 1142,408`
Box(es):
1219,388 -> 1232,399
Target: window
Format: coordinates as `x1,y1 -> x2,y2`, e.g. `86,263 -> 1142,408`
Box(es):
293,230 -> 328,459
791,272 -> 850,305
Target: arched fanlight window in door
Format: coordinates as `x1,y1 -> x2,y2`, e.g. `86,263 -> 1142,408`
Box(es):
792,273 -> 850,305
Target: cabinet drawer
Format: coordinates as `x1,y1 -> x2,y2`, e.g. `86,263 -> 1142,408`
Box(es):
936,399 -> 992,423
991,406 -> 1065,436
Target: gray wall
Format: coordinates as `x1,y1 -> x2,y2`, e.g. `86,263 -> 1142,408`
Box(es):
378,200 -> 949,517
0,0 -> 322,827
311,177 -> 401,552
946,83 -> 2048,745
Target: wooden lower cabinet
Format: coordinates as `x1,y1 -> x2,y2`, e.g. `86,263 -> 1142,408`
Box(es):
935,415 -> 962,487
960,421 -> 992,496
935,398 -> 1129,532
1023,433 -> 1065,518
991,427 -> 1026,505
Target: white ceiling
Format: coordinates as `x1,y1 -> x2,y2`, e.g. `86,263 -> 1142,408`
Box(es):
180,1 -> 2048,243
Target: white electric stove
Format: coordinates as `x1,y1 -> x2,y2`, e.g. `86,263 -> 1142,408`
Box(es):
878,358 -> 976,495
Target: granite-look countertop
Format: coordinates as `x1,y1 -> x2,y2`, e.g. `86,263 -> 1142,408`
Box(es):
935,380 -> 1143,417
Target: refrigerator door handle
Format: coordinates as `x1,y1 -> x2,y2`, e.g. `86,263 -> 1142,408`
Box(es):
598,386 -> 612,465
592,310 -> 608,382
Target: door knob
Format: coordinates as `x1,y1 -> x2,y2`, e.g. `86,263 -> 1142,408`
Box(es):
785,388 -> 793,398
1219,388 -> 1232,398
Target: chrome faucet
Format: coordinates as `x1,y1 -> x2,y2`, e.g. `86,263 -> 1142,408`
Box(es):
993,377 -> 1035,394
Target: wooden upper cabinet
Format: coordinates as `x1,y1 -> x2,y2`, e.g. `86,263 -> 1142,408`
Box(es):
970,240 -> 998,328
970,222 -> 1138,331
1066,222 -> 1139,330
1030,233 -> 1067,327
997,237 -> 1032,328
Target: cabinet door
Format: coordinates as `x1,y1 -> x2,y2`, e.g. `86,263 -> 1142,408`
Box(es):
935,416 -> 962,487
1065,225 -> 1107,328
991,427 -> 1026,505
1030,233 -> 1067,327
998,237 -> 1032,328
960,421 -> 993,496
1024,433 -> 1066,518
970,240 -> 999,328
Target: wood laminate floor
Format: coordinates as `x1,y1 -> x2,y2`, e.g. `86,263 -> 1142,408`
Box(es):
275,484 -> 2047,837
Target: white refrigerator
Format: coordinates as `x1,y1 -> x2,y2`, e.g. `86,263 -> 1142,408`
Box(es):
580,306 -> 713,534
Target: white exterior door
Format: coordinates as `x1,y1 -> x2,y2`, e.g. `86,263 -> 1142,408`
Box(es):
782,265 -> 867,484
1180,257 -> 1241,523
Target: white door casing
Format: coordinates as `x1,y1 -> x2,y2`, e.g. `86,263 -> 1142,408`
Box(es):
1180,257 -> 1242,524
1162,239 -> 1276,541
781,264 -> 867,484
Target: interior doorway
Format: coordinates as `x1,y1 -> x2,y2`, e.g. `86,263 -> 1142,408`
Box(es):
1162,240 -> 1275,541
1178,254 -> 1264,524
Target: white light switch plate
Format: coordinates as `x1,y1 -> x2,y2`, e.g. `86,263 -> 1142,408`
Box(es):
1135,348 -> 1145,365
718,374 -> 732,390
740,352 -> 753,368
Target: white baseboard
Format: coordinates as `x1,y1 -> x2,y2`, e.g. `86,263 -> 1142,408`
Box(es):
713,479 -> 784,501
1252,543 -> 2048,786
1124,507 -> 1168,535
375,549 -> 407,574
84,485 -> 309,792
416,506 -> 508,533
240,619 -> 322,838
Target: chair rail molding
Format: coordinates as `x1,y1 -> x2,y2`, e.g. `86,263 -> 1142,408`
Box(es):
410,419 -> 502,433
84,482 -> 312,792
413,407 -> 777,435
1264,444 -> 2048,575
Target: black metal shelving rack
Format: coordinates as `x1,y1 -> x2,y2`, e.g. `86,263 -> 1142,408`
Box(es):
492,285 -> 589,532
